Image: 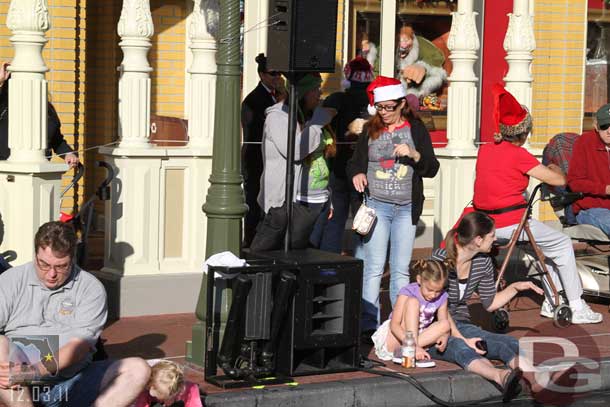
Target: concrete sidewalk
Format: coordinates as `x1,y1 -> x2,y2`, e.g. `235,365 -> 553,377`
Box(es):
203,358 -> 610,407
101,293 -> 610,407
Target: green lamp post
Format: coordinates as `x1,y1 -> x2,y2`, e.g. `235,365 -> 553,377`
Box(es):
187,0 -> 247,367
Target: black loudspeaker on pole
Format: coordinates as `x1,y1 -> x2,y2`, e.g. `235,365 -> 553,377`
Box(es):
266,0 -> 339,73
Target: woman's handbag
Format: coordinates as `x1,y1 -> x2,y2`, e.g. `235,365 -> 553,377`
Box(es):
352,193 -> 376,235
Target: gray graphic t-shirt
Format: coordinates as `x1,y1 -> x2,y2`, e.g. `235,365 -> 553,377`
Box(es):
367,123 -> 414,204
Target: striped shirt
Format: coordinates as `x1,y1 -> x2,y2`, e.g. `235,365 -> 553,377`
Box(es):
431,248 -> 497,322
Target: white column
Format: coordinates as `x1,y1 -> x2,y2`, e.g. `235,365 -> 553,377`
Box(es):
433,0 -> 481,245
503,0 -> 535,147
100,0 -> 157,277
117,0 -> 154,149
433,155 -> 478,245
187,0 -> 216,152
98,0 -> 215,317
445,0 -> 480,153
6,0 -> 50,163
0,0 -> 67,263
379,0 -> 396,77
242,0 -> 268,99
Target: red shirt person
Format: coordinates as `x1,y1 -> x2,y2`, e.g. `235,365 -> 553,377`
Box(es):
471,84 -> 602,325
567,103 -> 610,237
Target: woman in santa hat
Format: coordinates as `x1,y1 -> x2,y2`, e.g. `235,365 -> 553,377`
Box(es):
347,76 -> 439,336
472,84 -> 602,324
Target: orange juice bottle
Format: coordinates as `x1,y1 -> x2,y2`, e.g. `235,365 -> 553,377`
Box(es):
401,331 -> 416,369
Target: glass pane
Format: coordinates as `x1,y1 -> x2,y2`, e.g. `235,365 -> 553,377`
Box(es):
585,19 -> 610,115
353,1 -> 383,75
395,0 -> 454,112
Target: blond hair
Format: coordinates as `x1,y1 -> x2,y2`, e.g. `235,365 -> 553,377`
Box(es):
149,360 -> 184,398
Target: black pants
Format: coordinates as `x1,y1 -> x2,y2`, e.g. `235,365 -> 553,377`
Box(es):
243,176 -> 263,248
250,201 -> 325,251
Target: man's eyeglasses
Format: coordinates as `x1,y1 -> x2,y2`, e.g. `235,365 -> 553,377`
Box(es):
35,256 -> 72,273
374,103 -> 400,112
265,71 -> 281,77
599,123 -> 610,131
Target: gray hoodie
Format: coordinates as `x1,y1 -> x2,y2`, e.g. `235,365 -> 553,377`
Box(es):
257,101 -> 334,213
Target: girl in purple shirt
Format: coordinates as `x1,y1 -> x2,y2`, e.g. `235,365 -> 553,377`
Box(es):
372,259 -> 452,361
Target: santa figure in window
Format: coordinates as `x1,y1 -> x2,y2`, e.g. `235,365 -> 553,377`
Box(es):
395,26 -> 447,102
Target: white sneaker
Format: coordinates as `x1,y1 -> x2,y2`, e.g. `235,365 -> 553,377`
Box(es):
540,298 -> 558,319
571,304 -> 603,324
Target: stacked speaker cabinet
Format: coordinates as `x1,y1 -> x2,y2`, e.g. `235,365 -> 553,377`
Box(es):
266,0 -> 339,73
249,249 -> 362,376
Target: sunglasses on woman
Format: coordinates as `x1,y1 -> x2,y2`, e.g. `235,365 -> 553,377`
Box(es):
599,123 -> 610,131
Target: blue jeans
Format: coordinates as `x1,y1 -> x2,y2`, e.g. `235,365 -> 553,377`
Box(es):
31,360 -> 113,407
360,198 -> 416,332
576,207 -> 610,237
428,320 -> 519,369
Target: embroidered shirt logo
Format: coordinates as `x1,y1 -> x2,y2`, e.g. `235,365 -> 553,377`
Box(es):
59,299 -> 74,316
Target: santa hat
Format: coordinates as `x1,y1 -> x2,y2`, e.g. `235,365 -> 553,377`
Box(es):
366,76 -> 406,116
342,56 -> 374,89
492,83 -> 532,141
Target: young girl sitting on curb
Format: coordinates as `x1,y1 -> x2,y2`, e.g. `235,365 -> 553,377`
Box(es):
372,259 -> 458,361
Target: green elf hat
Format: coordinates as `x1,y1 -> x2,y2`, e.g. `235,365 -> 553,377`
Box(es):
292,73 -> 323,100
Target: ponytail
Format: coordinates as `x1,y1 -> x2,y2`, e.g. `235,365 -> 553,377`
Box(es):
443,211 -> 495,259
443,229 -> 459,265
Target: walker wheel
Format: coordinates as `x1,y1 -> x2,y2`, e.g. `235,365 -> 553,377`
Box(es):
493,309 -> 510,333
553,304 -> 572,328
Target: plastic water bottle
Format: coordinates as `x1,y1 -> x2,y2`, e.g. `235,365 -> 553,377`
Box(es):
402,331 -> 416,369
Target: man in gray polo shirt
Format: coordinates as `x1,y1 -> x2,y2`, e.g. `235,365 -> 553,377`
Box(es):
0,221 -> 150,406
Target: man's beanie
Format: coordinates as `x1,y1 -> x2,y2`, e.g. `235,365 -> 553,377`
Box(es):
492,83 -> 532,141
344,56 -> 374,84
595,103 -> 610,128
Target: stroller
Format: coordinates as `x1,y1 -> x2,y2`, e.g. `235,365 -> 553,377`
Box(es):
542,132 -> 610,299
62,161 -> 115,361
1,162 -> 113,272
58,161 -> 114,269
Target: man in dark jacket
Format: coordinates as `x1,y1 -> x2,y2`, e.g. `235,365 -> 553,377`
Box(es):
240,53 -> 286,247
0,62 -> 79,167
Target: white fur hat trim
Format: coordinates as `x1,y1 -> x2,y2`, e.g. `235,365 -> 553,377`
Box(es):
373,84 -> 406,103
